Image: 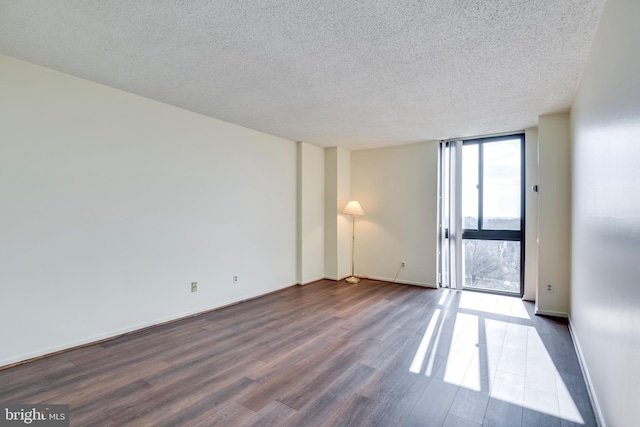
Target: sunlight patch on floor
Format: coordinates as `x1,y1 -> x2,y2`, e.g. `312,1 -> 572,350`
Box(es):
556,371 -> 585,424
409,309 -> 441,375
458,291 -> 531,320
409,290 -> 584,424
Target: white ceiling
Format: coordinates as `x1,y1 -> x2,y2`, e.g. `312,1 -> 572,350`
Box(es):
0,0 -> 605,150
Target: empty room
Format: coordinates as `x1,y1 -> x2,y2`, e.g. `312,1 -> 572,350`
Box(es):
1,1 -> 638,426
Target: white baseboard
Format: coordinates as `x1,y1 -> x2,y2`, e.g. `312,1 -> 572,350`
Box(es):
534,308 -> 569,318
0,282 -> 294,369
297,277 -> 327,286
366,275 -> 438,288
324,275 -> 349,281
323,275 -> 437,288
568,317 -> 606,427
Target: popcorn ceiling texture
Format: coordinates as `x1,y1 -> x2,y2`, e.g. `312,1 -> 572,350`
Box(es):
0,0 -> 605,149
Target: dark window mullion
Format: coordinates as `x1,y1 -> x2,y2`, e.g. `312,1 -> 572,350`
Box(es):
462,229 -> 522,240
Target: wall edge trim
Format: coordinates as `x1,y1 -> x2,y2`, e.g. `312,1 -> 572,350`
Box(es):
568,316 -> 606,427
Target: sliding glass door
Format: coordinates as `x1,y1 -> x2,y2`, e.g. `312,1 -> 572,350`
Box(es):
439,134 -> 524,295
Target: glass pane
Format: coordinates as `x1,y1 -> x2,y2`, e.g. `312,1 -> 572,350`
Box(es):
462,144 -> 479,229
482,139 -> 521,230
462,240 -> 520,293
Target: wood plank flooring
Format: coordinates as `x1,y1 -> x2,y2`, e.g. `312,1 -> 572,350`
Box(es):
0,279 -> 597,426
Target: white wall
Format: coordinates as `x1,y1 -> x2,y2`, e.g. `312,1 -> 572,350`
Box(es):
523,127 -> 539,301
324,148 -> 338,278
570,0 -> 640,425
296,142 -> 325,284
336,148 -> 352,280
536,113 -> 571,316
324,147 -> 351,280
351,142 -> 439,286
0,55 -> 297,367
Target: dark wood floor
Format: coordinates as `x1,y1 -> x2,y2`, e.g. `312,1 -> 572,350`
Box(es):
0,279 -> 597,427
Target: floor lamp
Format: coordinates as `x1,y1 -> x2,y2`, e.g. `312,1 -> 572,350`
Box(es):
342,201 -> 365,284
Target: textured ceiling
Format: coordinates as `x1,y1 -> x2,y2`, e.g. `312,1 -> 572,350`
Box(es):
0,0 -> 605,150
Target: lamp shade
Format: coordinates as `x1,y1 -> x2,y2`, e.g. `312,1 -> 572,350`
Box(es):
342,200 -> 365,216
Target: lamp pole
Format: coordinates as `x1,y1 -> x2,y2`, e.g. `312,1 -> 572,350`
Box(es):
342,201 -> 365,284
347,215 -> 359,283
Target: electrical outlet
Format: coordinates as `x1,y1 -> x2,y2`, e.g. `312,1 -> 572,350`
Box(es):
546,283 -> 554,293
233,274 -> 239,284
191,282 -> 198,292
401,261 -> 406,269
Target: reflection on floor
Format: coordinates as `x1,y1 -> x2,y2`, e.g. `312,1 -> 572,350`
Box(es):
0,280 -> 596,426
406,288 -> 596,427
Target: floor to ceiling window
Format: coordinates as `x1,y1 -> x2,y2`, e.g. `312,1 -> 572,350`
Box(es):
439,134 -> 525,296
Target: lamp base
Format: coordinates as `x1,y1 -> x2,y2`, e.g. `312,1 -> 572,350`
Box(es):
345,276 -> 361,284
